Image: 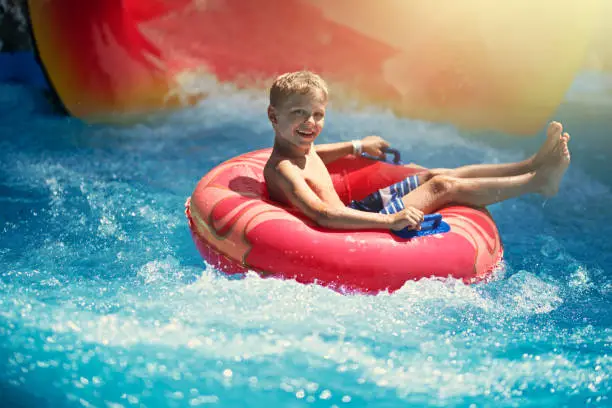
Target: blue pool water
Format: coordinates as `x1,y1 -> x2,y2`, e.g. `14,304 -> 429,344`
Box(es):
0,82 -> 610,408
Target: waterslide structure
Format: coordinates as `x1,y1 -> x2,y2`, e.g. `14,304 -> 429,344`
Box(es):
17,0 -> 612,134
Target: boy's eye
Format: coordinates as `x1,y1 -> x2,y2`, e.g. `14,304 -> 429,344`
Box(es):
314,112 -> 324,120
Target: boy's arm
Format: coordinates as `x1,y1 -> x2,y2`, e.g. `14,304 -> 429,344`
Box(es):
315,136 -> 390,164
315,141 -> 356,164
273,162 -> 400,230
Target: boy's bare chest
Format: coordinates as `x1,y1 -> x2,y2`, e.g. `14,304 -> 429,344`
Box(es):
302,157 -> 338,198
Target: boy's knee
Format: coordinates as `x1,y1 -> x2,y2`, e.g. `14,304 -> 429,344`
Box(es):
428,174 -> 457,196
419,168 -> 451,184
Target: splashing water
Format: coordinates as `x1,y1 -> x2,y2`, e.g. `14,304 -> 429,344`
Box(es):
0,83 -> 610,407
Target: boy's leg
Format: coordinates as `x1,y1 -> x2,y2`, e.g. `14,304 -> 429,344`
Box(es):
415,122 -> 566,183
403,134 -> 570,214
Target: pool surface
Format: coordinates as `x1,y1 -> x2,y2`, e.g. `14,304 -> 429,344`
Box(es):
0,82 -> 610,407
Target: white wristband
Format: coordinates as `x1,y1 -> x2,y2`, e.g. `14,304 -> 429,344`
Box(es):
351,140 -> 363,156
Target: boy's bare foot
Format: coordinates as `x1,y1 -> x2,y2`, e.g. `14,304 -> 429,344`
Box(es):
533,133 -> 571,197
531,121 -> 564,170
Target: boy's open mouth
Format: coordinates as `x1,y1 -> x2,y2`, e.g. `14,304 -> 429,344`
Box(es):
297,129 -> 314,137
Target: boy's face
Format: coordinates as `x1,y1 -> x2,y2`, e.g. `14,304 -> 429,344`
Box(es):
269,89 -> 327,151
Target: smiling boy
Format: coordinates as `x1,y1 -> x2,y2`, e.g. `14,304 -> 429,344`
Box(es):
263,71 -> 571,232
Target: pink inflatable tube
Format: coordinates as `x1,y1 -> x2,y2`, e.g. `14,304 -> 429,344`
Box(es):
186,149 -> 503,294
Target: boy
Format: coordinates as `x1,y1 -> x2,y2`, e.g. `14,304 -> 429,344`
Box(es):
263,71 -> 571,232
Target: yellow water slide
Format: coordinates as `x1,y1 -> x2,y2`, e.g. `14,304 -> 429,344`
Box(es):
27,0 -> 611,134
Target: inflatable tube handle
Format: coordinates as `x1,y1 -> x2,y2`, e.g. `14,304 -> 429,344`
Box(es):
422,213 -> 442,230
391,213 -> 450,239
361,148 -> 403,165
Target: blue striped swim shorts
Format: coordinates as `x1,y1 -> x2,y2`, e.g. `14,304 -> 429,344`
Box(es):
347,175 -> 420,215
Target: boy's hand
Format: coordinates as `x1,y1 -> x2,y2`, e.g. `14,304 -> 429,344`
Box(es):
390,206 -> 424,231
361,135 -> 390,158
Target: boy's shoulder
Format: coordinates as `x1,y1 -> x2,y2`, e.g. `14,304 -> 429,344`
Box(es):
266,146 -> 302,168
264,152 -> 303,204
265,151 -> 297,179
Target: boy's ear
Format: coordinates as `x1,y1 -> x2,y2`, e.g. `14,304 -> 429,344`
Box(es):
267,105 -> 277,124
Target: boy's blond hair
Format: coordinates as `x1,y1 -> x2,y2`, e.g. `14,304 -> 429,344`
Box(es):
269,70 -> 328,108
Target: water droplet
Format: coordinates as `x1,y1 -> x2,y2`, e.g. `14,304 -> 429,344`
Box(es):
320,390 -> 332,400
